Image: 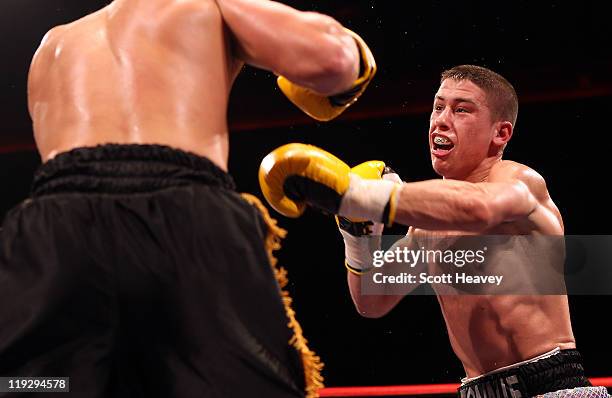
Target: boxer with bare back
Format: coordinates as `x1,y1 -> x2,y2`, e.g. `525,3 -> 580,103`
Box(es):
0,0 -> 376,396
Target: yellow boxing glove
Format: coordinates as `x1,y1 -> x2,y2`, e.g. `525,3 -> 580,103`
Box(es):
259,143 -> 401,225
277,29 -> 376,122
259,143 -> 351,218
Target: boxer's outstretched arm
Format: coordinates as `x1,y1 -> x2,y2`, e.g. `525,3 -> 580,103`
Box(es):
394,177 -> 537,232
215,0 -> 359,95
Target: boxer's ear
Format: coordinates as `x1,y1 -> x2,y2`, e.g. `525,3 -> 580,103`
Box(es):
493,121 -> 513,146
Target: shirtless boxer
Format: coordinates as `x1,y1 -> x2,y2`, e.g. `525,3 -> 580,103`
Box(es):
0,0 -> 376,396
259,65 -> 608,397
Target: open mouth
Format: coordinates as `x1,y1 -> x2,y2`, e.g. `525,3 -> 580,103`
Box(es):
432,136 -> 455,155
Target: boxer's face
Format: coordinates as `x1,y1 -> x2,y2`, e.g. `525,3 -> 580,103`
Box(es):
429,79 -> 499,179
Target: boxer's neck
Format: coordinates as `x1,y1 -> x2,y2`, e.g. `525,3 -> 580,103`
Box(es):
445,155 -> 502,183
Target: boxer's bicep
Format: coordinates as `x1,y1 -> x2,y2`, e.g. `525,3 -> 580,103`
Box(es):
486,180 -> 538,223
216,0 -> 357,94
497,167 -> 564,231
487,164 -> 549,223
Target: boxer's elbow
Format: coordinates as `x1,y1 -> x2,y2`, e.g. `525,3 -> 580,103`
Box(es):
355,305 -> 389,319
352,296 -> 395,319
348,273 -> 400,318
311,45 -> 357,95
283,14 -> 358,95
359,311 -> 386,319
314,29 -> 359,94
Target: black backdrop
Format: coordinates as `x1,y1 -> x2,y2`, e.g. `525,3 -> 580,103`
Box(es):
1,0 -> 611,387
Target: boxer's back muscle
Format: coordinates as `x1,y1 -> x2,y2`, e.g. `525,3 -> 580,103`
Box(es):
29,0 -> 239,167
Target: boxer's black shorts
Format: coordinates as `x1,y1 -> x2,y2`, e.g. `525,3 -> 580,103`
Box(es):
458,349 -> 592,397
0,144 -> 304,397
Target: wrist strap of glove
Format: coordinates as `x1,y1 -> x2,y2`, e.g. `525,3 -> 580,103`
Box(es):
339,174 -> 402,226
337,216 -> 377,237
344,260 -> 374,276
340,228 -> 380,273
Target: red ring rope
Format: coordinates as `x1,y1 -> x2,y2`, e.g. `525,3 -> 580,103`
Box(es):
319,377 -> 612,397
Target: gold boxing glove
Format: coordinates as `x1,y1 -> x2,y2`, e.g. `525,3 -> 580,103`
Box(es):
259,143 -> 402,227
277,29 -> 376,122
259,143 -> 351,218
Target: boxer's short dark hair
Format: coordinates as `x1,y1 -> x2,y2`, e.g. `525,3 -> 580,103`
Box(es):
441,65 -> 518,126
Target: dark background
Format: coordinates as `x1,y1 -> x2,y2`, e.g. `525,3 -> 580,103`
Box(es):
1,0 -> 611,388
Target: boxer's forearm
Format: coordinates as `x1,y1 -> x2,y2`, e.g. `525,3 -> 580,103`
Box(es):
345,233 -> 415,318
215,0 -> 359,95
394,179 -> 537,231
347,273 -> 404,318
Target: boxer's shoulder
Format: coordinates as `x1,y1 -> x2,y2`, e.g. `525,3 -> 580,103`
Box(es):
491,161 -> 563,232
34,24 -> 69,59
30,16 -> 103,83
489,160 -> 539,180
489,160 -> 549,197
107,0 -> 220,27
35,9 -> 105,57
29,25 -> 68,100
41,24 -> 69,44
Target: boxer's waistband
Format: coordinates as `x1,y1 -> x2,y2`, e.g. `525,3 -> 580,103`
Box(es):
459,349 -> 591,397
31,144 -> 236,196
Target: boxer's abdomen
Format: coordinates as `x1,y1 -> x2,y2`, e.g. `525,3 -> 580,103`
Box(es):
438,294 -> 576,378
